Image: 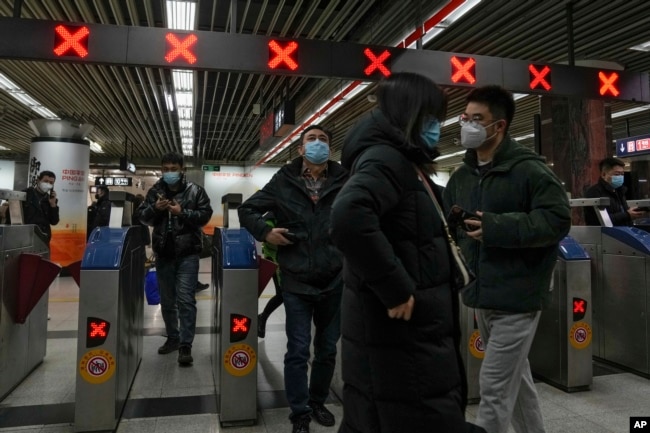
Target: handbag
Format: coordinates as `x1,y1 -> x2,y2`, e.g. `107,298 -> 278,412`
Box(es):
414,165 -> 476,289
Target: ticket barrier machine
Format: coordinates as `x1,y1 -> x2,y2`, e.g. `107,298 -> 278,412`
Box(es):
530,236 -> 592,392
0,190 -> 61,401
74,227 -> 145,432
596,226 -> 650,377
211,227 -> 258,426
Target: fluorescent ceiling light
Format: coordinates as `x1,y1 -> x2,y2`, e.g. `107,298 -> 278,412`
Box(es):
629,40 -> 650,52
0,145 -> 9,151
410,0 -> 482,48
89,141 -> 104,153
165,92 -> 174,111
611,105 -> 650,118
0,72 -> 58,119
166,0 -> 196,31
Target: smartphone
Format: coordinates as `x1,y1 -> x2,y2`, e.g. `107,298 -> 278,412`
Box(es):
447,205 -> 481,231
283,232 -> 300,243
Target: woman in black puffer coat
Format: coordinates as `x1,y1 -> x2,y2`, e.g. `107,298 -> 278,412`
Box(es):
330,72 -> 470,433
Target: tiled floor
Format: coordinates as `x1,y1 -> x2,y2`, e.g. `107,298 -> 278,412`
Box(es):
1,258 -> 649,433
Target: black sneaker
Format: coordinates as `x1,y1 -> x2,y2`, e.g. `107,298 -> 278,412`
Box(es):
157,338 -> 180,354
258,314 -> 267,339
291,415 -> 310,433
196,282 -> 209,292
178,345 -> 193,365
309,401 -> 335,426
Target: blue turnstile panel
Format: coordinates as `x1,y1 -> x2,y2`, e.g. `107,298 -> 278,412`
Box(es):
220,228 -> 257,269
82,227 -> 131,269
602,227 -> 650,254
558,235 -> 591,260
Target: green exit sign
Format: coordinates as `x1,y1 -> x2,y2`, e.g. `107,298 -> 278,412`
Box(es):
202,165 -> 221,171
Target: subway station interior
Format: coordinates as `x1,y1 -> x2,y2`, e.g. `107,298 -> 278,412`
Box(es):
2,1 -> 650,432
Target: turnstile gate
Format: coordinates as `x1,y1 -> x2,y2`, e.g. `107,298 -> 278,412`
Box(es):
211,227 -> 258,426
74,227 -> 145,432
530,236 -> 593,391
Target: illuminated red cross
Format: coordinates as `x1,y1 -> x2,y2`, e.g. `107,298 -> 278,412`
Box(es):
529,64 -> 552,91
233,317 -> 249,332
599,71 -> 620,97
268,40 -> 299,70
90,321 -> 107,337
364,48 -> 391,77
165,33 -> 198,64
573,299 -> 585,314
451,56 -> 476,84
54,25 -> 90,58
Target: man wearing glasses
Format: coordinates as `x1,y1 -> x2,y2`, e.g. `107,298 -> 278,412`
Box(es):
583,157 -> 646,226
443,85 -> 571,433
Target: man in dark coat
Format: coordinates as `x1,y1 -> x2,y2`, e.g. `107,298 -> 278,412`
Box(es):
330,73 -> 469,433
88,185 -> 111,235
238,125 -> 347,433
22,170 -> 60,248
444,85 -> 571,433
583,156 -> 645,226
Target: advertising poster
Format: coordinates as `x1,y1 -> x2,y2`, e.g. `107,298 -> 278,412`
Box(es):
29,139 -> 89,266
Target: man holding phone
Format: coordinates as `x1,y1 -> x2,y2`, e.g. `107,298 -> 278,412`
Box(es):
444,86 -> 571,433
22,170 -> 60,249
138,152 -> 212,366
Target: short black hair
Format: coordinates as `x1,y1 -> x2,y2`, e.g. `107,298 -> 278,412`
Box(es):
161,152 -> 184,167
96,185 -> 109,195
38,170 -> 56,180
599,157 -> 625,173
466,85 -> 515,133
299,124 -> 332,144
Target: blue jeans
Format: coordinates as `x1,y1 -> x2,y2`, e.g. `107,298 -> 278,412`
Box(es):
156,254 -> 199,346
283,289 -> 342,420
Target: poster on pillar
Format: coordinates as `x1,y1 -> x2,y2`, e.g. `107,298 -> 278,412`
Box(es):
29,139 -> 89,267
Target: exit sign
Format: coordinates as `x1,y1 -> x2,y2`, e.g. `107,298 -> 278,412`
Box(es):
202,165 -> 220,171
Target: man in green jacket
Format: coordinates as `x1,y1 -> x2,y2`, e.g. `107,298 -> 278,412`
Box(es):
443,85 -> 571,433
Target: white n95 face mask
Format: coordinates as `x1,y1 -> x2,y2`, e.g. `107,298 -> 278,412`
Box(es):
39,182 -> 53,193
460,123 -> 487,149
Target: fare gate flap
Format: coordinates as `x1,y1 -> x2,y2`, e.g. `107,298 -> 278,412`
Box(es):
13,253 -> 61,324
558,235 -> 590,260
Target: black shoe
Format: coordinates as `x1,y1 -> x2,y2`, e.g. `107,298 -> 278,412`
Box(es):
292,415 -> 310,433
196,282 -> 209,292
178,345 -> 193,365
258,314 -> 267,338
309,401 -> 335,426
158,338 -> 180,354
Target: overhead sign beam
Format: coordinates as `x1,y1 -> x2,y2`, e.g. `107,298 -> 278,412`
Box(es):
0,17 -> 648,102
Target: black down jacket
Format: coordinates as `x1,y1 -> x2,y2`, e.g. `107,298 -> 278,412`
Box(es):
139,178 -> 213,259
330,109 -> 467,433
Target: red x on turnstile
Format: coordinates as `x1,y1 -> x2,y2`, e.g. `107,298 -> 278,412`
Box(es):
90,321 -> 108,338
599,71 -> 620,97
232,317 -> 249,332
268,40 -> 299,70
364,48 -> 391,77
165,33 -> 198,64
53,25 -> 90,58
451,56 -> 476,84
529,64 -> 552,91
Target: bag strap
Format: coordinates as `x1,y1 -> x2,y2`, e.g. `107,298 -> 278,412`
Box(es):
413,165 -> 451,231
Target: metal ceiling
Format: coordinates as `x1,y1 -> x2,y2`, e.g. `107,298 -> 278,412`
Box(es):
1,0 -> 650,175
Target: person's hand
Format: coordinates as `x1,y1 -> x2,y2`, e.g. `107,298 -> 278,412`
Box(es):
48,190 -> 57,207
465,210 -> 483,241
629,207 -> 646,220
167,200 -> 182,215
387,295 -> 414,321
264,228 -> 295,246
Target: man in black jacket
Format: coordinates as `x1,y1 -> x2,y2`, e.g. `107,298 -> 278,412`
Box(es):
22,170 -> 60,248
584,157 -> 645,226
88,185 -> 112,236
238,125 -> 347,433
139,152 -> 213,366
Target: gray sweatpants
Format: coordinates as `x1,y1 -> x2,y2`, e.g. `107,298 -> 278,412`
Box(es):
475,309 -> 546,433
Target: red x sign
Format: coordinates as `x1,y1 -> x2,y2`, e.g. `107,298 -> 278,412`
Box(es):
573,300 -> 585,314
268,40 -> 299,70
90,321 -> 107,337
165,33 -> 198,64
529,64 -> 552,91
599,71 -> 620,97
451,56 -> 476,84
232,317 -> 249,332
53,25 -> 90,58
364,48 -> 391,77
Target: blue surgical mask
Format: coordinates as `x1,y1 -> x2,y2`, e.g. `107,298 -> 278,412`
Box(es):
162,172 -> 181,185
304,140 -> 330,164
421,119 -> 441,150
610,175 -> 624,188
